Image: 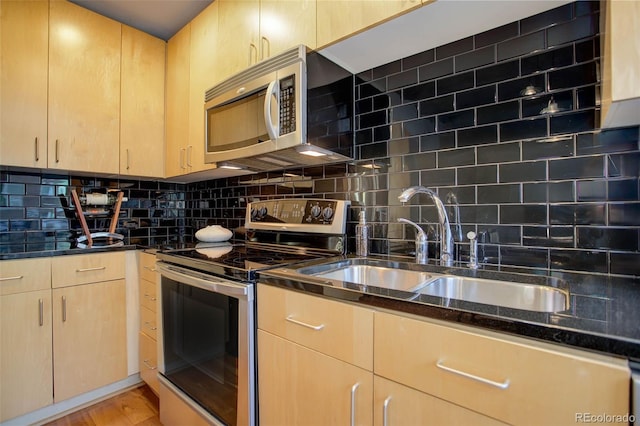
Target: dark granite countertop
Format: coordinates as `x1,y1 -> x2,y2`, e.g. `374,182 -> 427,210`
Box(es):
258,254 -> 640,362
0,244 -> 139,260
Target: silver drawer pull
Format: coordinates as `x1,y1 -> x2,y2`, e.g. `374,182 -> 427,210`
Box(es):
144,321 -> 157,331
0,275 -> 23,282
436,360 -> 510,389
382,396 -> 392,426
144,293 -> 157,301
143,266 -> 157,272
143,359 -> 157,370
350,382 -> 359,426
285,315 -> 325,331
76,266 -> 106,273
39,298 -> 44,326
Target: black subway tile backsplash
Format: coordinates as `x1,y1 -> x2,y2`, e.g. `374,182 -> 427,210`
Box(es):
497,31 -> 545,61
436,71 -> 475,95
477,141 -> 520,164
456,85 -> 497,109
500,117 -> 548,142
455,45 -> 496,73
521,4 -> 573,34
459,125 -> 499,148
549,155 -> 605,179
499,161 -> 547,183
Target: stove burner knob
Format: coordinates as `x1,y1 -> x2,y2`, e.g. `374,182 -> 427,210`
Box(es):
250,208 -> 257,219
258,206 -> 268,218
310,205 -> 321,218
322,206 -> 334,221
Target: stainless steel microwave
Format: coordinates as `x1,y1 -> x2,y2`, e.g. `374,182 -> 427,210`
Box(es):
204,45 -> 354,171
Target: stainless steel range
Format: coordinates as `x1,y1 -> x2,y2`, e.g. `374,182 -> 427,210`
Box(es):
155,198 -> 349,426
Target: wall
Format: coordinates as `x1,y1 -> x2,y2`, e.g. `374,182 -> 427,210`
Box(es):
0,171 -> 187,252
187,1 -> 640,277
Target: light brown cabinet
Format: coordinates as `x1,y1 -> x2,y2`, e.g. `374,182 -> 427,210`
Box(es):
120,25 -> 166,178
600,0 -> 640,128
138,251 -> 159,394
166,24 -> 193,177
316,0 -> 422,48
0,258 -> 53,422
51,253 -> 127,403
0,0 -> 49,168
48,0 -> 121,174
374,311 -> 631,426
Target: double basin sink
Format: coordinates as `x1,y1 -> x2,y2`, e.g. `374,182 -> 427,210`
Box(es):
293,258 -> 569,313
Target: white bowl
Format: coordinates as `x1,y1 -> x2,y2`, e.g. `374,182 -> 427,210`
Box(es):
195,242 -> 233,258
195,225 -> 233,242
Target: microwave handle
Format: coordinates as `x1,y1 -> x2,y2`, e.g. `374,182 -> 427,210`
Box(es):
264,79 -> 279,141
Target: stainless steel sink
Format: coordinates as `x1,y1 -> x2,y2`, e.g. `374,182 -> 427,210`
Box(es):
296,260 -> 437,292
419,275 -> 569,312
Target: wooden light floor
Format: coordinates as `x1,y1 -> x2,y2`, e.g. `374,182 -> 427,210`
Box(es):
44,385 -> 162,426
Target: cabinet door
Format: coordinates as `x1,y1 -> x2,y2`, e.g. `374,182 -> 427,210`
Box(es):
0,0 -> 48,168
317,0 -> 422,47
48,0 -> 121,174
189,2 -> 219,174
52,280 -> 127,402
120,25 -> 166,178
166,24 -> 191,177
0,289 -> 53,421
216,0 -> 260,80
258,330 -> 373,426
259,0 -> 316,57
373,376 -> 506,426
139,331 -> 159,394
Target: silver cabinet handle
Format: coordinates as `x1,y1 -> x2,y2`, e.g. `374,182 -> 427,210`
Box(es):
76,266 -> 106,273
39,298 -> 44,326
186,145 -> 192,167
144,321 -> 157,331
285,315 -> 325,331
261,36 -> 270,59
55,139 -> 60,163
35,137 -> 39,162
126,148 -> 130,170
143,266 -> 157,272
0,275 -> 23,282
249,43 -> 258,65
143,359 -> 157,370
144,293 -> 157,301
179,148 -> 186,169
350,383 -> 359,426
383,396 -> 392,426
62,296 -> 67,322
436,360 -> 510,389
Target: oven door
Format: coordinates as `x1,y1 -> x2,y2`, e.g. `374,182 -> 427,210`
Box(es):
156,262 -> 255,426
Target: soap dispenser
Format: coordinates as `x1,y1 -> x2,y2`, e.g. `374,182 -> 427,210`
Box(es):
355,210 -> 371,256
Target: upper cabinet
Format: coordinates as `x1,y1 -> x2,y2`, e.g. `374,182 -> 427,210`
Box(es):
215,0 -> 316,84
600,0 -> 640,128
166,24 -> 192,177
0,0 -> 49,168
317,0 -> 422,48
120,25 -> 166,178
48,0 -> 121,174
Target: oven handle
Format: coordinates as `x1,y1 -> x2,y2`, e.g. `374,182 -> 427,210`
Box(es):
156,262 -> 250,300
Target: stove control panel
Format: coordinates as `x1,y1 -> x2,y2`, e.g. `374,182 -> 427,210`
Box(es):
247,199 -> 349,234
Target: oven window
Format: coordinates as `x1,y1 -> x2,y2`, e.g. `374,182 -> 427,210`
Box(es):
162,278 -> 239,425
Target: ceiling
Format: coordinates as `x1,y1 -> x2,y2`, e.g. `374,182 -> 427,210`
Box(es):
70,0 -> 213,41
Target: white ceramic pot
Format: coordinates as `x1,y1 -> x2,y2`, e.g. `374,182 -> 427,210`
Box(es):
195,225 -> 233,242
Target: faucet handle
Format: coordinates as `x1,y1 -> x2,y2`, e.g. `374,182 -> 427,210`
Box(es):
398,218 -> 428,264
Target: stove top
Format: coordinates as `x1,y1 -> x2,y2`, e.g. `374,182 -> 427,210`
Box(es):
157,198 -> 350,282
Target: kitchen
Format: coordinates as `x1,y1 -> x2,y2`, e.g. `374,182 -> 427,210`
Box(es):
1,0 -> 639,425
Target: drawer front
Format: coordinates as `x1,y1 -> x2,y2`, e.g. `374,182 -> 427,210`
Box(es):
140,279 -> 157,313
257,284 -> 373,370
374,312 -> 630,425
139,252 -> 157,283
52,252 -> 125,288
0,258 -> 51,295
140,305 -> 158,340
139,331 -> 159,394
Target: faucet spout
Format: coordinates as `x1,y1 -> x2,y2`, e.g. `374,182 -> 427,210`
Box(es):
398,186 -> 454,266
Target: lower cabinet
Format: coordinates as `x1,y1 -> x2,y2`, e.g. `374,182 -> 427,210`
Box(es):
258,330 -> 373,426
52,279 -> 128,402
138,251 -> 159,394
0,289 -> 53,421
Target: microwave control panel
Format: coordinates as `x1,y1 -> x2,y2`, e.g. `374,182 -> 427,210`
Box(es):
279,75 -> 296,136
246,199 -> 349,234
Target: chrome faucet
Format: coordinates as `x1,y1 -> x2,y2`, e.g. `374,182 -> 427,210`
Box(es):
397,218 -> 428,264
398,186 -> 454,266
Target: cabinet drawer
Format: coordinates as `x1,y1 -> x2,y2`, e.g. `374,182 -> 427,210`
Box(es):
258,284 -> 373,370
374,312 -> 630,425
139,331 -> 159,394
139,251 -> 157,283
140,305 -> 158,340
52,252 -> 125,288
140,279 -> 157,313
0,258 -> 51,295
